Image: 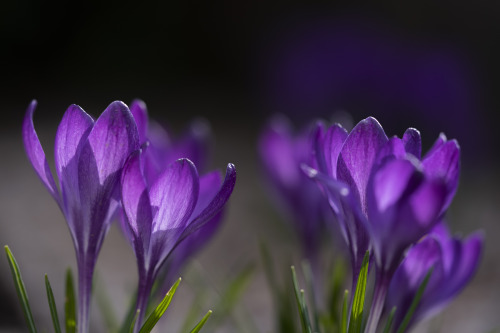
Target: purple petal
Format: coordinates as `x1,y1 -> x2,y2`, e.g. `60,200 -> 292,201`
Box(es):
54,104 -> 94,215
422,139 -> 460,210
192,171 -> 223,218
403,128 -> 422,159
77,101 -> 140,251
150,158 -> 199,234
121,150 -> 152,254
259,116 -> 300,189
22,100 -> 61,206
177,163 -> 236,243
404,178 -> 447,229
369,158 -> 418,215
425,133 -> 447,157
316,123 -> 348,178
170,119 -> 212,172
337,117 -> 388,213
130,99 -> 149,143
374,137 -> 407,167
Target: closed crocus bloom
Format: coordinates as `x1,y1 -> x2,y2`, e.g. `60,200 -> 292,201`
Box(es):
306,117 -> 460,332
126,99 -> 222,292
386,222 -> 483,331
22,100 -> 139,333
259,115 -> 328,261
120,149 -> 236,332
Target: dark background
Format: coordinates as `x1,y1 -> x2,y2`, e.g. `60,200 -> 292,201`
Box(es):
1,1 -> 499,332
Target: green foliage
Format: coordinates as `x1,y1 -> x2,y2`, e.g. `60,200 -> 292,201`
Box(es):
382,307 -> 396,333
189,310 -> 213,333
4,246 -> 38,333
138,277 -> 181,333
45,275 -> 62,333
65,269 -> 77,333
396,268 -> 433,333
340,290 -> 349,333
348,251 -> 370,333
291,266 -> 313,333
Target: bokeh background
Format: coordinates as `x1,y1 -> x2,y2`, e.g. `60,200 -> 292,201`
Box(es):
1,1 -> 499,332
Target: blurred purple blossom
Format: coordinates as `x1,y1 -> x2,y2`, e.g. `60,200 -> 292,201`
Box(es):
386,222 -> 483,331
120,149 -> 236,331
306,117 -> 460,332
258,115 -> 329,261
22,100 -> 139,333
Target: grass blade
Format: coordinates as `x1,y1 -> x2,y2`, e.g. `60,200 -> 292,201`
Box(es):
138,277 -> 181,333
128,310 -> 140,333
382,307 -> 396,333
189,310 -> 213,333
349,251 -> 370,333
4,246 -> 37,333
291,266 -> 312,333
65,269 -> 77,333
45,275 -> 62,333
301,261 -> 319,332
340,290 -> 349,333
396,268 -> 433,333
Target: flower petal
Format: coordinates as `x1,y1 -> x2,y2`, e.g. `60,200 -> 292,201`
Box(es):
54,104 -> 94,215
77,101 -> 140,251
403,127 -> 422,158
150,158 -> 199,233
22,100 -> 61,206
177,163 -> 236,243
259,116 -> 300,189
121,150 -> 152,255
315,123 -> 348,178
422,139 -> 460,210
130,99 -> 149,143
337,117 -> 388,213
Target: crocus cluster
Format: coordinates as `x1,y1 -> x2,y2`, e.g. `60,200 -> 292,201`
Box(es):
300,117 -> 482,331
23,100 -> 236,332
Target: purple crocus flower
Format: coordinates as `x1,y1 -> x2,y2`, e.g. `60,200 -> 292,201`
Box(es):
120,149 -> 236,331
259,115 -> 328,262
386,222 -> 483,331
22,100 -> 139,333
126,99 -> 224,290
306,117 -> 460,332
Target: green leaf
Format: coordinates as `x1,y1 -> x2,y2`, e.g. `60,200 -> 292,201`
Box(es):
189,310 -> 213,333
301,261 -> 319,332
396,267 -> 433,333
45,275 -> 62,333
129,310 -> 140,333
382,307 -> 396,333
349,251 -> 370,333
65,269 -> 77,333
138,277 -> 181,333
291,266 -> 312,333
4,246 -> 38,333
340,290 -> 349,333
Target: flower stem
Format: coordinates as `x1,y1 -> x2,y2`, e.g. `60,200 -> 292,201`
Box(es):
365,270 -> 391,333
77,253 -> 95,333
134,269 -> 155,333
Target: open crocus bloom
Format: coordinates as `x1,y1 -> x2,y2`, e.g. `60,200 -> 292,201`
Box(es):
386,222 -> 483,331
120,149 -> 236,331
305,117 -> 460,332
23,100 -> 139,333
